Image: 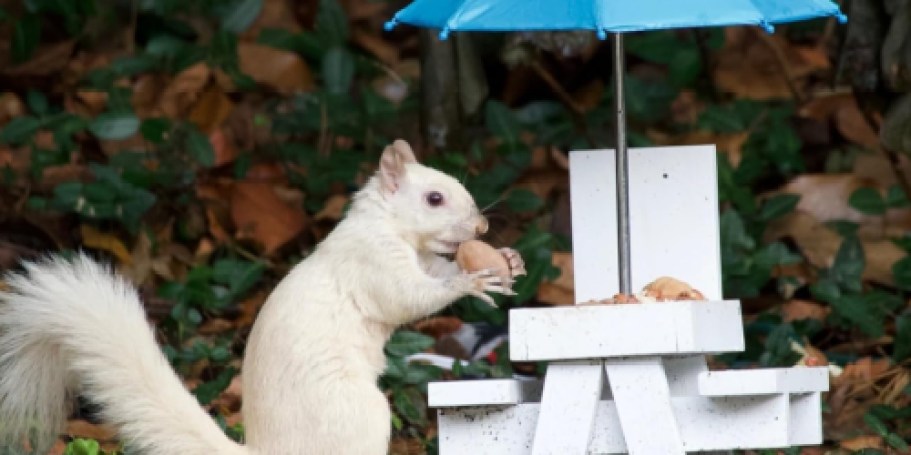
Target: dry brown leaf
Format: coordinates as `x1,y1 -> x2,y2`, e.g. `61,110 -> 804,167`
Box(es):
208,127 -> 240,167
798,92 -> 855,120
781,299 -> 830,323
0,92 -> 26,124
231,181 -> 307,254
537,252 -> 574,305
352,28 -> 399,65
314,194 -> 350,221
240,0 -> 302,40
572,79 -> 604,113
189,85 -> 235,133
236,290 -> 269,328
342,0 -> 389,20
159,63 -> 211,118
75,90 -> 108,116
2,40 -> 75,77
198,318 -> 235,335
64,419 -> 118,441
648,130 -> 749,167
412,316 -> 463,339
80,225 -> 133,265
839,435 -> 884,451
670,89 -> 706,126
835,102 -> 880,150
776,174 -> 876,224
238,43 -> 315,94
132,73 -> 167,118
713,28 -> 829,100
765,212 -> 905,287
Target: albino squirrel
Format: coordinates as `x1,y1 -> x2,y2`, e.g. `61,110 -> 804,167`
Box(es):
0,139 -> 525,455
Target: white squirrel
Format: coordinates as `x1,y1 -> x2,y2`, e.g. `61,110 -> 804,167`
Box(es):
0,139 -> 526,455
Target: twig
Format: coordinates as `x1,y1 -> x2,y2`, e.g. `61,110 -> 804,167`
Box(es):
752,28 -> 804,103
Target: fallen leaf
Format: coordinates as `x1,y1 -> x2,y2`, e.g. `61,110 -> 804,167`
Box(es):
648,129 -> 749,167
352,28 -> 399,65
412,316 -> 463,339
537,252 -> 574,305
238,43 -> 315,94
240,0 -> 302,40
669,89 -> 706,126
571,79 -> 604,113
840,435 -> 884,451
189,85 -> 235,133
835,102 -> 880,150
64,419 -> 117,441
314,194 -> 349,221
208,127 -> 239,167
231,181 -> 307,254
0,92 -> 26,124
713,28 -> 829,100
781,299 -> 830,322
765,212 -> 905,287
2,40 -> 75,77
159,63 -> 211,118
80,225 -> 133,265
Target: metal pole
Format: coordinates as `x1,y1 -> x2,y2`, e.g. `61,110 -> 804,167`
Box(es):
613,32 -> 632,294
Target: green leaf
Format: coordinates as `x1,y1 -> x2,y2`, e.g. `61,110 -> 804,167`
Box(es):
315,0 -> 348,46
64,438 -> 101,455
193,367 -> 237,405
321,46 -> 355,95
0,116 -> 41,145
89,113 -> 140,140
668,48 -> 701,88
12,14 -> 41,64
185,128 -> 215,167
140,117 -> 172,143
894,314 -> 911,363
212,258 -> 265,298
758,194 -> 800,221
887,185 -> 910,208
219,0 -> 263,33
885,433 -> 910,451
831,235 -> 865,292
506,189 -> 544,213
864,412 -> 890,436
831,294 -> 885,338
26,90 -> 49,115
385,330 -> 435,357
392,387 -> 427,426
849,187 -> 887,215
485,100 -> 521,145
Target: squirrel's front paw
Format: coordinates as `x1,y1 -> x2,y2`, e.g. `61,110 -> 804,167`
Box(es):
454,269 -> 516,307
498,248 -> 527,278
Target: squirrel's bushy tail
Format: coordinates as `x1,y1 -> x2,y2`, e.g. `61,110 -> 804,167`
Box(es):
0,253 -> 248,454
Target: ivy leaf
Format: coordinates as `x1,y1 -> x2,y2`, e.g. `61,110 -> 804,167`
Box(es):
185,128 -> 215,167
887,185 -> 910,208
392,387 -> 428,426
485,100 -> 520,145
0,116 -> 41,145
219,0 -> 263,33
192,367 -> 238,405
322,46 -> 355,95
506,189 -> 544,213
89,113 -> 140,140
385,330 -> 435,357
831,294 -> 885,338
758,194 -> 800,222
315,0 -> 348,46
849,187 -> 887,215
894,314 -> 911,363
831,235 -> 864,292
12,14 -> 41,64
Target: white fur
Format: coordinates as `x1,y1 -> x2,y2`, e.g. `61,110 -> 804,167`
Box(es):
0,140 -> 514,454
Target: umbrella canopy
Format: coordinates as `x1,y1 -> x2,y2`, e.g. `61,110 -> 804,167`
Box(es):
385,0 -> 846,39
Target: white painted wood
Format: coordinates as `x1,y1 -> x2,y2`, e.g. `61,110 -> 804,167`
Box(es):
429,379 -> 543,407
569,150 -> 620,303
663,355 -> 709,396
530,360 -> 604,455
698,367 -> 830,396
788,392 -> 824,446
509,301 -> 744,361
568,146 -> 722,303
603,357 -> 685,454
436,394 -> 794,454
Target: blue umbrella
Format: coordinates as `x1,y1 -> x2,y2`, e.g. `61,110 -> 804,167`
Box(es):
385,0 -> 847,293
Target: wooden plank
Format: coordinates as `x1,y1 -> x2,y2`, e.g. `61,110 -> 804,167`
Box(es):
604,357 -> 685,454
698,367 -> 830,396
530,360 -> 604,455
436,394 -> 792,454
429,379 -> 543,407
508,301 -> 744,361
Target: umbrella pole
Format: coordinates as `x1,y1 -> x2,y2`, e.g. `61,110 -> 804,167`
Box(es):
612,32 -> 632,294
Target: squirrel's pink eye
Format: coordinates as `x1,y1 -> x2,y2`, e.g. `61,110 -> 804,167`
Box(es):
426,191 -> 444,207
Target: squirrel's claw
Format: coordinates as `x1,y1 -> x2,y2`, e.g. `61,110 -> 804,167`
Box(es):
498,248 -> 527,278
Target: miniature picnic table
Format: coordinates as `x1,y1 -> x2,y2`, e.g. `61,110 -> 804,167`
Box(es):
428,144 -> 830,454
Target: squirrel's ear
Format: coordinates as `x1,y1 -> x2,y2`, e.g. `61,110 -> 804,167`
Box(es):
379,140 -> 417,193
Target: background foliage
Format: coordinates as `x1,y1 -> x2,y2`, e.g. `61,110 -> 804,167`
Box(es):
1,0 -> 911,453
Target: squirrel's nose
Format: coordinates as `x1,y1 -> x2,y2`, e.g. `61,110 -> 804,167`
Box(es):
476,216 -> 489,235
